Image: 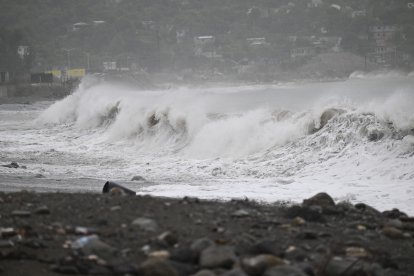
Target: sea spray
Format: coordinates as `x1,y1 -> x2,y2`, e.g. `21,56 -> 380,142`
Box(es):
2,73 -> 413,212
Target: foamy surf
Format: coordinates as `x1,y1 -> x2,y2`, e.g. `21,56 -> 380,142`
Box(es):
1,73 -> 414,213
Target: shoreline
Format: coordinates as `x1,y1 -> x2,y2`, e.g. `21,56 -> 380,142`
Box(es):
1,190 -> 413,275
0,173 -> 412,216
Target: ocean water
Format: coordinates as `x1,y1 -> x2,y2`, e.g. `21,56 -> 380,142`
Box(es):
1,72 -> 414,213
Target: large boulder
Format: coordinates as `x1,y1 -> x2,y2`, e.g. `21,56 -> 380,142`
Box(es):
302,193 -> 335,208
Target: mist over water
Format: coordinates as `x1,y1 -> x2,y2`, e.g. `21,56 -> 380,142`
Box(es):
2,73 -> 414,213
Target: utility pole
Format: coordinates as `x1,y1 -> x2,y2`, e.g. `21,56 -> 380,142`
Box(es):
62,48 -> 75,70
86,52 -> 90,72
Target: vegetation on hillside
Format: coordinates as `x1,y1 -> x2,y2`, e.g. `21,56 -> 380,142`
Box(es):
0,0 -> 413,73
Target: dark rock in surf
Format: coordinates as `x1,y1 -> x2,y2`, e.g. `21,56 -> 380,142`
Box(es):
131,175 -> 146,181
2,162 -> 19,168
302,192 -> 335,208
102,181 -> 136,195
148,113 -> 160,127
311,108 -> 345,133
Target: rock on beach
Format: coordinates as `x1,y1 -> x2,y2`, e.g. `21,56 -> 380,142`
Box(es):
0,191 -> 413,276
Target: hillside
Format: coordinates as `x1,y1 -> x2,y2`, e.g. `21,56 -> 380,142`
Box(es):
1,0 -> 413,76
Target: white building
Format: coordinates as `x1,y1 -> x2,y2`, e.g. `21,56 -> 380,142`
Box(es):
194,36 -> 216,57
247,38 -> 267,47
17,46 -> 29,59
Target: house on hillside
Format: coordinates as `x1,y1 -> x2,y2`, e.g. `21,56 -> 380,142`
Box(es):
176,29 -> 187,44
290,46 -> 316,59
92,21 -> 105,26
368,25 -> 407,66
314,36 -> 342,52
370,25 -> 401,46
72,22 -> 89,32
308,0 -> 323,8
0,71 -> 11,83
351,10 -> 367,18
194,36 -> 220,58
246,38 -> 267,47
17,46 -> 29,59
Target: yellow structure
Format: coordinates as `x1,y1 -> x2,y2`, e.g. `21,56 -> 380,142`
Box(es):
46,68 -> 86,80
46,70 -> 62,79
67,68 -> 86,79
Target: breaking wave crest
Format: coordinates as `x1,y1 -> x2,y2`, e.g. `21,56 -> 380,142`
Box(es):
38,75 -> 414,160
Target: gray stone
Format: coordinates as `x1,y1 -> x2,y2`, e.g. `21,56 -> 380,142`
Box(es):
110,206 -> 121,211
191,237 -> 215,254
302,192 -> 335,208
382,208 -> 407,219
131,217 -> 159,232
284,246 -> 308,262
242,254 -> 285,276
0,228 -> 16,238
248,240 -> 282,256
11,210 -> 31,217
263,265 -> 307,276
382,226 -> 404,239
158,231 -> 178,246
199,245 -> 237,269
324,256 -> 383,276
221,268 -> 249,276
168,260 -> 197,276
137,259 -> 178,276
385,219 -> 403,229
354,203 -> 381,216
35,206 -> 50,215
170,247 -> 198,263
0,240 -> 14,248
284,206 -> 325,222
192,269 -> 216,276
53,265 -> 79,274
232,209 -> 250,218
73,235 -> 116,259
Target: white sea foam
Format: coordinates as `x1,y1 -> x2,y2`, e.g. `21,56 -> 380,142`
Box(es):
2,74 -> 414,213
